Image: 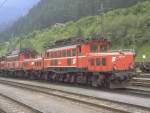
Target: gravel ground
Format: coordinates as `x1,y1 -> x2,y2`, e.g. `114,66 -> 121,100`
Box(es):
0,83 -> 113,113
0,94 -> 38,113
1,78 -> 149,108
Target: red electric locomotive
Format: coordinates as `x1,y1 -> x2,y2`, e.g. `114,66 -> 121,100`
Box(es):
0,38 -> 135,88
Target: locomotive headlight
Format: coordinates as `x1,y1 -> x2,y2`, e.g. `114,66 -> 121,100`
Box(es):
129,63 -> 134,70
142,54 -> 146,59
73,59 -> 76,64
31,62 -> 35,65
112,57 -> 116,62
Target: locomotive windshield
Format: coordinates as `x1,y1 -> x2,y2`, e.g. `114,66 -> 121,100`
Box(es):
90,44 -> 108,53
90,44 -> 98,52
100,45 -> 108,52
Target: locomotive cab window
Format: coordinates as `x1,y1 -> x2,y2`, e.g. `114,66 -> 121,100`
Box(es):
67,59 -> 71,65
100,45 -> 107,52
90,44 -> 98,52
54,52 -> 57,58
102,58 -> 106,66
96,58 -> 101,66
47,52 -> 50,58
78,45 -> 82,55
58,51 -> 61,57
51,52 -> 54,58
50,52 -> 52,58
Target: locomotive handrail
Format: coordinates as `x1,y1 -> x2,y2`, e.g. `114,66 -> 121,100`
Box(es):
110,49 -> 135,53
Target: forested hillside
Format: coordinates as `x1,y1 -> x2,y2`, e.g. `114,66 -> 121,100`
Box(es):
0,0 -> 139,41
0,0 -> 149,61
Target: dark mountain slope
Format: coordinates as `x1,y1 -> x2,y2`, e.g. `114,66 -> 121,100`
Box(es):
0,0 -> 40,32
0,0 -> 139,41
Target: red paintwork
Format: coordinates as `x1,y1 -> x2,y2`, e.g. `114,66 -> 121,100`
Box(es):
0,39 -> 135,73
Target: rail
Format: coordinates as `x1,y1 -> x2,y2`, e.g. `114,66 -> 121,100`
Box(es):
0,109 -> 7,113
0,78 -> 149,113
0,93 -> 42,113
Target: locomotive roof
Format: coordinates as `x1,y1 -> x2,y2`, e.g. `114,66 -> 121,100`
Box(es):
6,54 -> 19,58
47,37 -> 110,49
47,45 -> 77,52
6,49 -> 19,59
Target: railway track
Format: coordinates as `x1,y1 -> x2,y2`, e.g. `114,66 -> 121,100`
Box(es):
136,73 -> 150,78
0,77 -> 149,113
108,87 -> 150,98
130,77 -> 150,88
0,109 -> 7,113
123,87 -> 150,97
131,81 -> 150,87
0,93 -> 42,113
128,73 -> 150,96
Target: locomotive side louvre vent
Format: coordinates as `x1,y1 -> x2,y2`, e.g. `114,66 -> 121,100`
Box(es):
72,48 -> 76,56
62,50 -> 66,57
51,60 -> 58,66
90,59 -> 95,66
67,50 -> 71,57
78,45 -> 82,56
67,59 -> 72,65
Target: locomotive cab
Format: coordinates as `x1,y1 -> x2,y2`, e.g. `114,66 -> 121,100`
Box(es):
88,39 -> 112,72
87,39 -> 135,72
86,39 -> 135,88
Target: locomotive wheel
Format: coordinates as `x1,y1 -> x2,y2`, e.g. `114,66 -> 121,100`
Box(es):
63,74 -> 70,83
58,74 -> 64,82
91,75 -> 98,87
40,71 -> 48,80
29,71 -> 35,80
70,75 -> 76,83
103,79 -> 111,89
